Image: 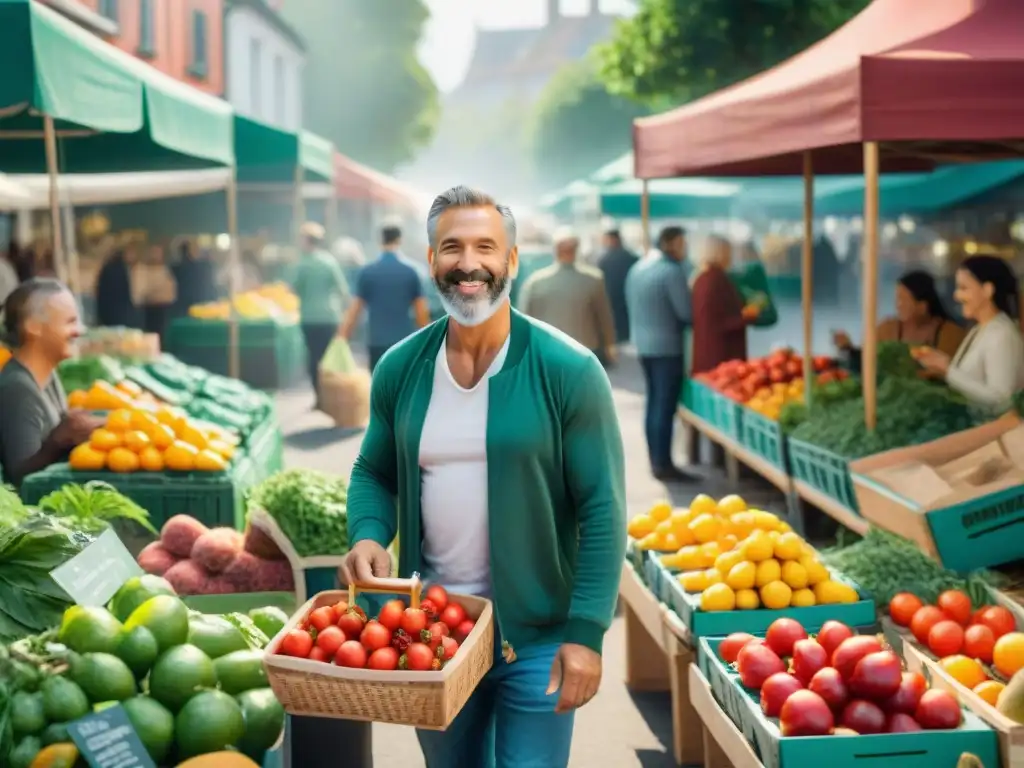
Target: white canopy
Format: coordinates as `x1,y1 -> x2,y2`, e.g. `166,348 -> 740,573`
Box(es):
0,173 -> 33,209
8,168 -> 233,209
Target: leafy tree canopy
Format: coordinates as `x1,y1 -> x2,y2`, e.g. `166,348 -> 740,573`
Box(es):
528,59 -> 649,191
597,0 -> 870,108
280,0 -> 440,171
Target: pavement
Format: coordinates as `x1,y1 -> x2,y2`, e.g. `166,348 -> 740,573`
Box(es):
275,347 -> 789,767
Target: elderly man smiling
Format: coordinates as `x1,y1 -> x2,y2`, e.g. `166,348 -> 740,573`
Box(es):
342,186 -> 626,768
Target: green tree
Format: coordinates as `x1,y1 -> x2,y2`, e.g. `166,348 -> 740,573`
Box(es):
280,0 -> 439,171
597,0 -> 870,107
528,60 -> 650,191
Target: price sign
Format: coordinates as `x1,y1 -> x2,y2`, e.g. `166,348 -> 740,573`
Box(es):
50,528 -> 142,606
66,705 -> 156,768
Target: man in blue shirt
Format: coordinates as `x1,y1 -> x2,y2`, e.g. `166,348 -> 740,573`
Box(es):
625,226 -> 696,482
339,225 -> 430,372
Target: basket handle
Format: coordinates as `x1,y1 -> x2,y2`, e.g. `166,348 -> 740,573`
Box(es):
347,573 -> 422,609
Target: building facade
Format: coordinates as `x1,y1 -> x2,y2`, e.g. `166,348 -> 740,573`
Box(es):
223,0 -> 305,131
41,0 -> 225,95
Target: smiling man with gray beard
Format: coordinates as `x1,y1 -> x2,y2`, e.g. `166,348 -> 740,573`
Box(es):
342,185 -> 626,767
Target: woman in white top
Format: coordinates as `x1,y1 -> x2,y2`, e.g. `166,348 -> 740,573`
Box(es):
917,255 -> 1024,409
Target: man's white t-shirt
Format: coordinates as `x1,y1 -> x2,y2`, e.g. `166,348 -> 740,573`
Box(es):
418,335 -> 510,595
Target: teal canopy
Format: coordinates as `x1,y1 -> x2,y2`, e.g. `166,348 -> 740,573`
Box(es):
589,152 -> 634,185
0,0 -> 233,172
234,116 -> 334,183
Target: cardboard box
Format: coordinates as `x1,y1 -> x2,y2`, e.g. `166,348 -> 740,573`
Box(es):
851,413 -> 1024,572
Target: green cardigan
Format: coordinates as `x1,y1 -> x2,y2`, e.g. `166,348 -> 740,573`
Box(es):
346,310 -> 626,655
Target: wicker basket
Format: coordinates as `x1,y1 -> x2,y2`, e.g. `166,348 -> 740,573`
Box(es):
262,576 -> 494,730
318,369 -> 370,429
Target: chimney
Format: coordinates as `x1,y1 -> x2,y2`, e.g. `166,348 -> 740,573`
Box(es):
547,0 -> 559,23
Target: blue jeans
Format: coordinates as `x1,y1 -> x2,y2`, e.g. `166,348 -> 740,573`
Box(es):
416,633 -> 574,768
640,354 -> 684,470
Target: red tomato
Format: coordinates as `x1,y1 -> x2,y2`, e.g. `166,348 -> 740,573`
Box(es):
887,712 -> 922,732
335,640 -> 368,669
440,603 -> 467,630
367,647 -> 400,671
910,606 -> 946,645
331,601 -> 349,621
425,585 -> 449,613
453,620 -> 475,644
419,600 -> 439,622
816,621 -> 854,659
914,689 -> 962,729
975,606 -> 1016,639
279,629 -> 314,658
888,593 -> 924,627
402,642 -> 437,671
360,621 -> 392,652
400,608 -> 428,636
308,646 -> 329,662
808,667 -> 848,712
840,700 -> 886,735
378,600 -> 407,633
831,636 -> 883,681
425,623 -> 447,652
882,672 -> 927,715
963,624 -> 996,664
791,639 -> 829,686
848,651 -> 902,699
927,620 -> 965,657
308,606 -> 336,633
316,625 -> 346,657
719,633 -> 758,664
779,690 -> 834,737
439,636 -> 459,662
338,609 -> 367,639
736,643 -> 786,689
937,590 -> 972,625
760,672 -> 804,717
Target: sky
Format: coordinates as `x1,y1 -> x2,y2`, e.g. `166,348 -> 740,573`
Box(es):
419,0 -> 635,92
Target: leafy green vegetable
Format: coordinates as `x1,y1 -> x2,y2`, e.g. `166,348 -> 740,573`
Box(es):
56,356 -> 123,393
36,482 -> 156,535
0,486 -> 28,528
223,613 -> 271,650
248,469 -> 348,558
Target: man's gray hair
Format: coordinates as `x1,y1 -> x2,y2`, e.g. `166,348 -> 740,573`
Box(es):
426,185 -> 517,249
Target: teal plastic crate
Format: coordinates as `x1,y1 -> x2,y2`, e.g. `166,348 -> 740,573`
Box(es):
787,437 -> 860,513
740,407 -> 788,472
698,635 -> 999,768
183,591 -> 297,615
657,557 -> 876,639
687,379 -> 743,439
20,457 -> 257,532
247,412 -> 284,484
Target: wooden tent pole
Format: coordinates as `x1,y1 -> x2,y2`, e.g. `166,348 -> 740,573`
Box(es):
863,142 -> 880,431
43,116 -> 66,284
640,179 -> 651,253
226,173 -> 240,380
802,151 -> 814,404
293,163 -> 305,248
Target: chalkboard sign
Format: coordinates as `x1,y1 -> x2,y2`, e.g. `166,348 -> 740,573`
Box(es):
50,528 -> 143,607
66,704 -> 157,768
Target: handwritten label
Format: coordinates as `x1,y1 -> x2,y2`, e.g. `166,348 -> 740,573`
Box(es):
50,528 -> 142,607
67,705 -> 156,768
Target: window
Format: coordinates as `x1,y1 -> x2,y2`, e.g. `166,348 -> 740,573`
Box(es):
190,10 -> 208,77
273,55 -> 285,124
138,0 -> 155,56
98,0 -> 118,21
250,39 -> 262,117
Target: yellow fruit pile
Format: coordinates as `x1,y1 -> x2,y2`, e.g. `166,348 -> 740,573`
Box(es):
69,406 -> 237,474
189,283 -> 300,322
746,379 -> 804,421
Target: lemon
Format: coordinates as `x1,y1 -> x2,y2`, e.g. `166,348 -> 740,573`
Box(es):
670,510 -> 693,537
760,581 -> 793,610
778,521 -> 793,533
656,519 -> 673,536
689,494 -> 718,517
627,515 -> 655,539
714,550 -> 745,575
649,501 -> 672,522
790,588 -> 816,607
755,558 -> 782,587
674,527 -> 697,547
675,545 -> 706,570
700,583 -> 736,612
716,533 -> 738,552
726,561 -> 756,590
801,557 -> 831,586
717,494 -> 747,515
703,568 -> 723,586
814,581 -> 859,605
679,571 -> 708,593
700,542 -> 722,563
741,531 -> 774,562
689,513 -> 721,544
638,533 -> 660,551
735,588 -> 760,610
773,532 -> 804,561
781,561 -> 809,590
752,510 -> 781,531
729,512 -> 755,539
662,533 -> 680,551
660,552 -> 681,569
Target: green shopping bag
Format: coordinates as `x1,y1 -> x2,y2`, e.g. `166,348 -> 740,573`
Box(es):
320,337 -> 358,375
730,261 -> 778,328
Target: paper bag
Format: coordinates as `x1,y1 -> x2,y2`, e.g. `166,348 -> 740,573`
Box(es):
867,461 -> 952,507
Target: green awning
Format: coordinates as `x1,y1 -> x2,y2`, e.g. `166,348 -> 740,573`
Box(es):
589,152 -> 634,185
234,116 -> 334,183
0,0 -> 233,172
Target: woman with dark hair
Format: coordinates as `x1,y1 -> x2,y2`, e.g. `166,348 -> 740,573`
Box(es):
95,248 -> 141,328
834,269 -> 965,372
917,255 -> 1024,408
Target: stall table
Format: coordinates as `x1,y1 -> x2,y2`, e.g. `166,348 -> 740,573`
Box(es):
689,664 -> 764,768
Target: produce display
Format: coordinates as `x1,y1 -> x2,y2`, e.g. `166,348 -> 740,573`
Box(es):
629,495 -> 858,611
889,590 -> 1024,716
0,577 -> 286,766
718,618 -> 967,735
188,284 -> 299,322
275,584 -> 474,671
247,469 -> 348,558
138,515 -> 294,596
74,326 -> 160,361
58,356 -> 125,395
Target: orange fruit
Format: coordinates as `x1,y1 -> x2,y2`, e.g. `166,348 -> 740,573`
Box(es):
164,441 -> 199,472
117,380 -> 143,397
993,632 -> 1024,678
105,409 -> 134,432
178,424 -> 210,451
146,423 -> 176,450
130,410 -> 159,431
90,428 -> 123,452
155,406 -> 183,427
122,430 -> 151,453
973,679 -> 1004,707
939,655 -> 988,690
69,443 -> 106,472
194,449 -> 227,472
106,447 -> 140,473
138,446 -> 165,472
67,390 -> 88,409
